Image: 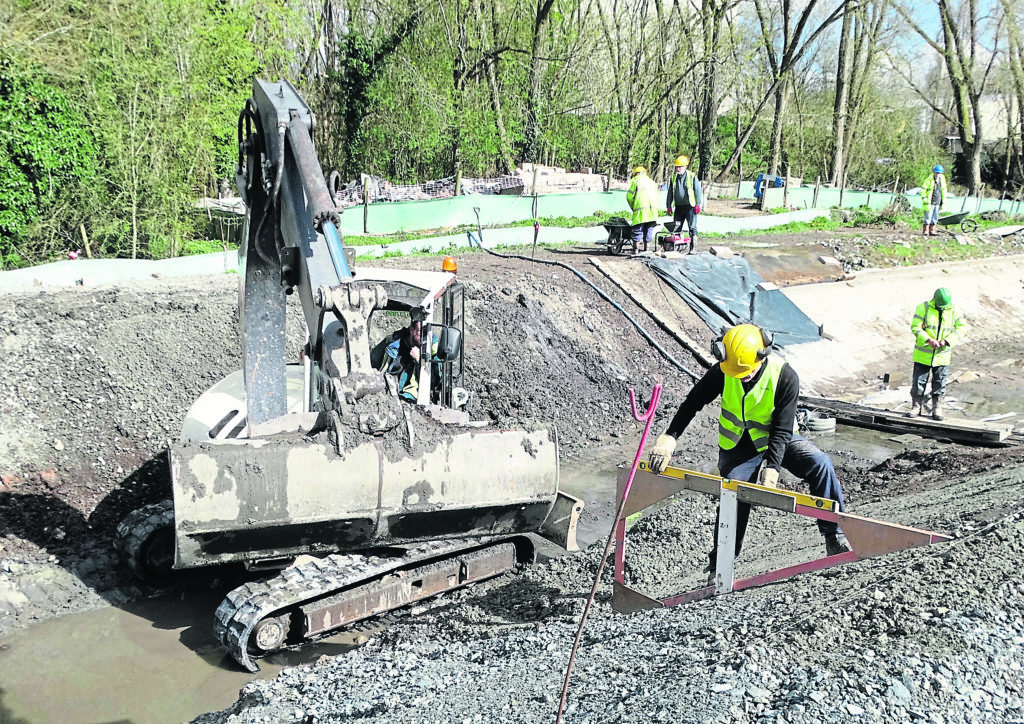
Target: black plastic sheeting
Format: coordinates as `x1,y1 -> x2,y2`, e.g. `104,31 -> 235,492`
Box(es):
646,255 -> 823,347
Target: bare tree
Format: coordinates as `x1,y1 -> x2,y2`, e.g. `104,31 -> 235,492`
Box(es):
716,0 -> 853,181
999,0 -> 1024,187
831,0 -> 890,185
894,0 -> 1001,194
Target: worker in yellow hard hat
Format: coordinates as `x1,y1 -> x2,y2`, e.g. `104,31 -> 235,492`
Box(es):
626,166 -> 660,252
648,323 -> 850,578
665,154 -> 703,251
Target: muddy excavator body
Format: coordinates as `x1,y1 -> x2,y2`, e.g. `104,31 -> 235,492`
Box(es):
116,79 -> 581,669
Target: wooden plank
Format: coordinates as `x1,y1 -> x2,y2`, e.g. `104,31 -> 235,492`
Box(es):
799,395 -> 1010,445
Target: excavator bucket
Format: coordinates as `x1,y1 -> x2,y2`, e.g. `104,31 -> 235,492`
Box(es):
168,423 -> 570,569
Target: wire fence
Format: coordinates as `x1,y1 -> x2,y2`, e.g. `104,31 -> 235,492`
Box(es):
333,167 -> 626,208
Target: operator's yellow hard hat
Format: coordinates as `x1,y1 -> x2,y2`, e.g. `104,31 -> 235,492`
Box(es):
715,324 -> 769,378
674,155 -> 689,167
632,166 -> 647,175
442,255 -> 458,273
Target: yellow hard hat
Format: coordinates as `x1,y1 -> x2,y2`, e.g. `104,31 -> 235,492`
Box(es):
716,324 -> 768,378
674,155 -> 689,167
632,166 -> 647,175
442,255 -> 458,273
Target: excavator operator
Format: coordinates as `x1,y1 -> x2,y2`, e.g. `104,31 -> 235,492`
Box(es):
647,324 -> 851,582
371,316 -> 439,403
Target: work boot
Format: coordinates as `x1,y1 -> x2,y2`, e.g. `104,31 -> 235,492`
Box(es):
922,224 -> 929,236
929,224 -> 937,236
824,532 -> 851,556
909,400 -> 923,417
932,397 -> 944,421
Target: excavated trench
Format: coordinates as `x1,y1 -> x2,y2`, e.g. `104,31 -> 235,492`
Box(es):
1,244 -> 1023,723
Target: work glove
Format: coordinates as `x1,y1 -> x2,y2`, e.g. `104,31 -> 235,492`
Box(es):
665,207 -> 673,216
757,466 -> 779,488
694,205 -> 702,214
648,434 -> 677,474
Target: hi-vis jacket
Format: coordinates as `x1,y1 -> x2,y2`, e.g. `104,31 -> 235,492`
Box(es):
719,356 -> 786,453
911,300 -> 965,367
921,173 -> 947,209
626,172 -> 660,226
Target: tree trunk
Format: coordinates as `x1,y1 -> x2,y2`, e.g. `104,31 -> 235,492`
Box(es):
696,6 -> 722,181
829,7 -> 852,185
768,78 -> 788,176
523,0 -> 556,163
476,0 -> 514,172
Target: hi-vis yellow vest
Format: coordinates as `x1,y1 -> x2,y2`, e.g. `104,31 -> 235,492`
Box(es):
911,300 -> 964,367
719,356 -> 785,452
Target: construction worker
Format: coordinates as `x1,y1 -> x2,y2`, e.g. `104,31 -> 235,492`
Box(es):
626,166 -> 660,252
371,316 -> 439,403
665,155 -> 702,250
921,165 -> 947,236
910,288 -> 966,420
648,324 -> 850,576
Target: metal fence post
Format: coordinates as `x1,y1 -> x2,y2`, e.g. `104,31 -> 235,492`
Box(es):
363,177 -> 370,234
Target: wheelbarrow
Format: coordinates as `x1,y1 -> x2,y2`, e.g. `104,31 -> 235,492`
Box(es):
936,211 -> 978,234
602,217 -> 636,255
654,221 -> 694,254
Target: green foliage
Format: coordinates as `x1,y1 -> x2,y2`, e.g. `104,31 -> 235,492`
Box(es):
2,0 -> 292,266
0,60 -> 98,267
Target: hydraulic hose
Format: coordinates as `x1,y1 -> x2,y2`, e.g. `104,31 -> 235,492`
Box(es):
466,228 -> 699,380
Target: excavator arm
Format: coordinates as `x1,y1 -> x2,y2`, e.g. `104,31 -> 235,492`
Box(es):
236,78 -> 383,426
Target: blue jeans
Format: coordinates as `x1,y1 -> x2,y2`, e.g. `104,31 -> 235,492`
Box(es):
912,361 -> 948,402
631,221 -> 656,246
710,435 -> 846,564
673,205 -> 697,238
924,205 -> 941,224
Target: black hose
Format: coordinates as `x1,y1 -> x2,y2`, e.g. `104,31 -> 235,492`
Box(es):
467,232 -> 698,380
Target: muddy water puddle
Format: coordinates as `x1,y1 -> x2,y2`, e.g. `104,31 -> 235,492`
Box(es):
0,589 -> 375,724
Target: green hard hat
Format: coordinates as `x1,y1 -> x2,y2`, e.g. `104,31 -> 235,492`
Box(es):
933,287 -> 952,309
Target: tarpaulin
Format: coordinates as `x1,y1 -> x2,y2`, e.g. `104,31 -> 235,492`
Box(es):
646,255 -> 822,347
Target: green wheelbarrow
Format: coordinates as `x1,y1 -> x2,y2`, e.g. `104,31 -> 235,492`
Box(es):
936,211 -> 978,234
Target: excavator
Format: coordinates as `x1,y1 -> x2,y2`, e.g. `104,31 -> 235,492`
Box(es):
115,79 -> 583,671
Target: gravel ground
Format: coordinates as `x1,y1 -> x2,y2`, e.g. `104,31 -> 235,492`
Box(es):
192,445 -> 1024,724
2,242 -> 1023,724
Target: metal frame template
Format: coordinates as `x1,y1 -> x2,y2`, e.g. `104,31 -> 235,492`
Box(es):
612,463 -> 953,613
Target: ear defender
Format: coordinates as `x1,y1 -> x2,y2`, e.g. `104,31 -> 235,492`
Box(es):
755,328 -> 774,360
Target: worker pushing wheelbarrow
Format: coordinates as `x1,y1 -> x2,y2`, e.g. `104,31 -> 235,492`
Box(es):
920,164 -> 977,235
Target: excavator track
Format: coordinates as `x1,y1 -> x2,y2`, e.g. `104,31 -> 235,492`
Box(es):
114,500 -> 175,583
214,536 -> 531,671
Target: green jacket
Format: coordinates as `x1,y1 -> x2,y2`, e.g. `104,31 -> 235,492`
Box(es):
921,174 -> 947,209
719,356 -> 786,453
626,173 -> 660,225
911,300 -> 965,367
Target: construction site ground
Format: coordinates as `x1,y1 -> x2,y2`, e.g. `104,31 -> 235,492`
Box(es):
1,226 -> 1023,724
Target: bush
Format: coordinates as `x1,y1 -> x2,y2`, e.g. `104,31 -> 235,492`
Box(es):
0,60 -> 99,268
